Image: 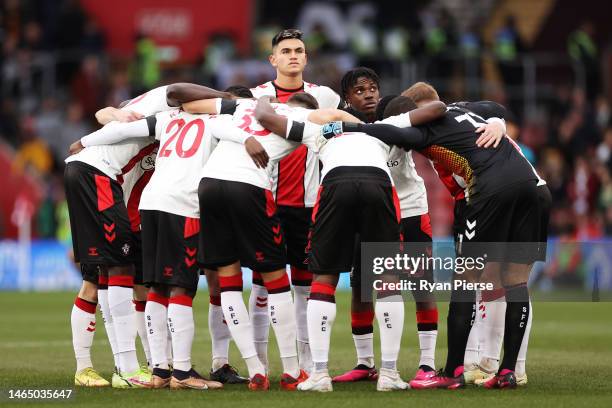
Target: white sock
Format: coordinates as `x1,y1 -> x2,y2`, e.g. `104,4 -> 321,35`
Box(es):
134,302 -> 151,367
268,290 -> 299,378
144,296 -> 169,370
98,289 -> 120,370
307,299 -> 336,372
465,297 -> 483,369
168,297 -> 194,372
166,327 -> 173,367
249,284 -> 269,370
375,295 -> 404,371
109,284 -> 139,374
353,334 -> 375,368
480,295 -> 506,373
209,300 -> 230,371
417,330 -> 437,369
516,301 -> 532,377
221,290 -> 265,377
293,285 -> 312,372
71,297 -> 96,372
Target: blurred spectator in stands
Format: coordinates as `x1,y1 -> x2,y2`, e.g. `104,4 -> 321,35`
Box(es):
347,3 -> 378,66
71,55 -> 105,119
131,32 -> 160,94
253,21 -> 281,58
0,100 -> 20,146
506,110 -> 536,164
596,126 -> 612,169
200,32 -> 238,88
555,88 -> 600,159
12,116 -> 53,175
106,70 -> 131,109
594,95 -> 610,131
296,1 -> 347,51
494,15 -> 525,117
568,21 -> 600,102
460,23 -> 483,100
34,97 -> 63,160
568,156 -> 601,217
423,8 -> 458,98
21,21 -> 45,51
304,23 -> 334,55
81,19 -> 106,54
58,103 -> 92,160
539,147 -> 568,204
55,0 -> 86,85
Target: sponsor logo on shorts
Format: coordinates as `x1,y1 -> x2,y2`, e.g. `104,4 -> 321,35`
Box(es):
88,247 -> 99,256
164,267 -> 173,277
122,243 -> 131,256
255,251 -> 264,262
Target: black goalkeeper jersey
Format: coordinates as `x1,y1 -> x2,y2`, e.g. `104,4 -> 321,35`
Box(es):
347,104 -> 539,203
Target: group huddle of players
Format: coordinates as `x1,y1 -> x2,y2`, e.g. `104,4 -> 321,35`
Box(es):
65,29 -> 550,392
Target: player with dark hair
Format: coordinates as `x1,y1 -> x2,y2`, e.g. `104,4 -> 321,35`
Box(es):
332,68 -> 440,385
248,28 -> 342,375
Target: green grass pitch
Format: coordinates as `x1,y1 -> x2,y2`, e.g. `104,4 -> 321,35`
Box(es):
1,291 -> 611,407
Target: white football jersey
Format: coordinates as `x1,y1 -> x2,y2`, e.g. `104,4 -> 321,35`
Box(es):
318,131 -> 393,181
202,100 -> 319,191
65,86 -> 171,180
138,110 -> 221,218
388,148 -> 428,218
250,81 -> 341,207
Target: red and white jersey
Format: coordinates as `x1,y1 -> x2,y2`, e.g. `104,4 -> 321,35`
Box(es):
202,99 -> 320,192
66,86 -> 172,230
251,80 -> 341,207
388,147 -> 428,218
65,86 -> 170,180
139,110 -> 223,218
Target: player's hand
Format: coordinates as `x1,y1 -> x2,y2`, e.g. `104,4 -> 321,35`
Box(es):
113,109 -> 144,123
321,121 -> 344,139
69,140 -> 85,155
245,136 -> 269,168
475,121 -> 505,148
254,97 -> 276,121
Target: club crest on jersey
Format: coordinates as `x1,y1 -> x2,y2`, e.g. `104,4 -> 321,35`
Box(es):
140,153 -> 156,171
122,243 -> 131,256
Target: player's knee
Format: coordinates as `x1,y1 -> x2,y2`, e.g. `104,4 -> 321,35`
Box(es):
79,280 -> 98,302
133,284 -> 148,301
170,286 -> 196,299
108,264 -> 135,277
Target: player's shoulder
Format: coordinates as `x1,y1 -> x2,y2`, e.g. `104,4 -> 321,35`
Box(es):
250,82 -> 274,97
304,82 -> 341,109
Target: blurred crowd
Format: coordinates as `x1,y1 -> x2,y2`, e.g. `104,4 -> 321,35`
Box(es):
0,0 -> 610,241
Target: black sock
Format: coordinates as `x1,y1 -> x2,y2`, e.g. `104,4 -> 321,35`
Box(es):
444,288 -> 476,377
500,284 -> 530,372
171,368 -> 190,380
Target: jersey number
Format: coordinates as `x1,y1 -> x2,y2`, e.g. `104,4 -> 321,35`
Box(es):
159,118 -> 205,158
455,112 -> 487,128
237,108 -> 272,136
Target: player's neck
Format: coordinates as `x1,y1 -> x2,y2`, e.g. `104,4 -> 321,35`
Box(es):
274,73 -> 304,91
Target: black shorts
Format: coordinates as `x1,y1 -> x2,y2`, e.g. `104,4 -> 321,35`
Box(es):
277,206 -> 312,268
309,167 -> 401,275
81,264 -> 100,284
198,178 -> 286,272
452,199 -> 467,244
350,213 -> 432,287
132,232 -> 144,285
461,180 -> 549,264
141,210 -> 200,290
64,161 -> 136,266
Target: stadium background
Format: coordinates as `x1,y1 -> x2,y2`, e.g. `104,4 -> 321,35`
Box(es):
0,1 -> 611,406
0,0 -> 610,291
